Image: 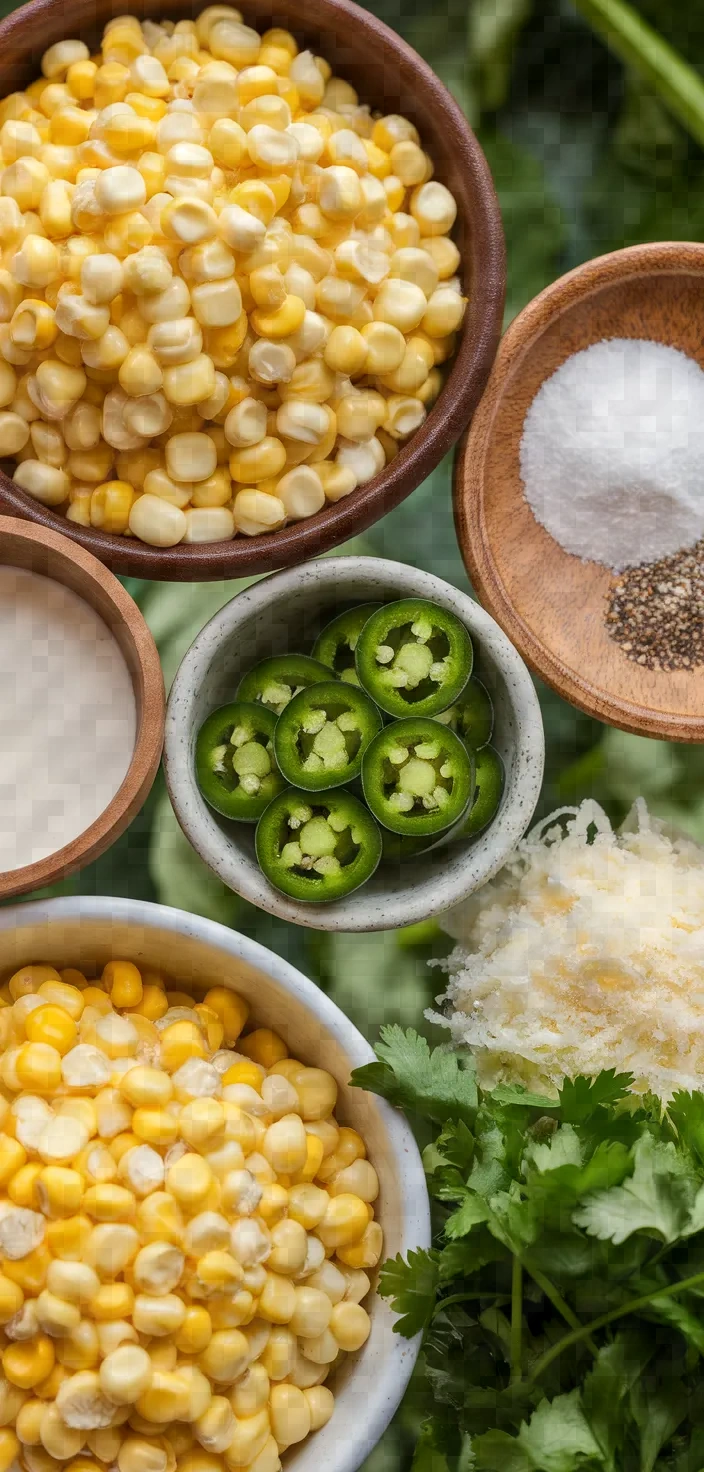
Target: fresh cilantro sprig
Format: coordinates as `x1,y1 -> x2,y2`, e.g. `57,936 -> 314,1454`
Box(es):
351,1030 -> 704,1471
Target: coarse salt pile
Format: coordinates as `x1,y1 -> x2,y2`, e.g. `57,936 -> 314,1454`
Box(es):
520,338 -> 704,571
430,799 -> 704,1100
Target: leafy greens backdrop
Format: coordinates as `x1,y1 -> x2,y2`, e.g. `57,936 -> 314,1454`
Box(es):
13,0 -> 704,1465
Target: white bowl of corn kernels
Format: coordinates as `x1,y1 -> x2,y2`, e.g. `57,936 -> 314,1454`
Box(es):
0,0 -> 504,578
0,896 -> 429,1472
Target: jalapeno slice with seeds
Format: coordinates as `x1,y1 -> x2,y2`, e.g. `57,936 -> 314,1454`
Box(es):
362,717 -> 475,837
274,680 -> 382,791
312,603 -> 383,686
435,677 -> 493,749
355,598 -> 472,718
195,701 -> 285,822
256,787 -> 382,902
237,654 -> 333,716
463,745 -> 504,837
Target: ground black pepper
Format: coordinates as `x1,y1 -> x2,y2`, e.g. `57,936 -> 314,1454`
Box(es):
605,540 -> 704,671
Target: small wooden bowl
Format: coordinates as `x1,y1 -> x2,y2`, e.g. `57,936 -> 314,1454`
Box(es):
454,241 -> 704,742
0,0 -> 506,583
0,516 -> 164,898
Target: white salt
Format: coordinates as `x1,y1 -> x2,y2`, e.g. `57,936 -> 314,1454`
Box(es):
519,337 -> 704,571
0,567 -> 136,872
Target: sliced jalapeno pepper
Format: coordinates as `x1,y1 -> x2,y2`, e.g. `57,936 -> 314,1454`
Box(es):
435,677 -> 493,749
274,681 -> 382,791
237,655 -> 333,716
463,745 -> 504,837
195,702 -> 285,822
362,717 -> 475,837
256,787 -> 382,902
355,599 -> 472,718
312,603 -> 383,685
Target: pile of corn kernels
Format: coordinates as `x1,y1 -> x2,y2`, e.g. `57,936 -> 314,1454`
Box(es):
0,9 -> 466,547
0,960 -> 381,1472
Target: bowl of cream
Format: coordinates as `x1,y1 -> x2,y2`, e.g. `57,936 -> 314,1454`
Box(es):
0,516 -> 164,898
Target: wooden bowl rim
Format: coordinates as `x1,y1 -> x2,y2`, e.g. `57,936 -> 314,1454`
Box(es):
454,240 -> 704,742
0,0 -> 506,581
0,515 -> 165,897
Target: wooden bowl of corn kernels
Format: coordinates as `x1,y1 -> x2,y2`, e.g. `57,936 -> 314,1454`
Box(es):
0,0 -> 505,580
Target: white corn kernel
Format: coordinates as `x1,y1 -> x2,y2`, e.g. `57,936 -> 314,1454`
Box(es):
165,431 -> 216,482
95,164 -> 147,214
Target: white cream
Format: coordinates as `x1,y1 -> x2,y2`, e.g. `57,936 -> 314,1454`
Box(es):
0,566 -> 137,872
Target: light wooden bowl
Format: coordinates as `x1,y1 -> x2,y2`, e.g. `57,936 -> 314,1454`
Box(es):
0,516 -> 165,898
0,0 -> 505,583
454,241 -> 704,741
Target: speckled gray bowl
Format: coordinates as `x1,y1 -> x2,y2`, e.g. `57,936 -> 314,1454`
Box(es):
0,895 -> 429,1472
164,557 -> 545,930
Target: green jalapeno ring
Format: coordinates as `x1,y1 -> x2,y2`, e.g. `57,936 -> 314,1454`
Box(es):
434,677 -> 494,749
355,598 -> 473,719
255,786 -> 383,903
362,716 -> 475,837
312,603 -> 383,686
195,701 -> 285,823
463,745 -> 505,837
237,654 -> 334,716
274,680 -> 383,792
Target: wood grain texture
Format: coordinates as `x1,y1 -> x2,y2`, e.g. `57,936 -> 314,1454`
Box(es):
0,0 -> 506,581
454,242 -> 704,742
0,515 -> 164,898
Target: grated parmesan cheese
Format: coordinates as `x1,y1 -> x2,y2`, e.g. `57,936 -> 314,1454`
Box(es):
429,799 -> 704,1100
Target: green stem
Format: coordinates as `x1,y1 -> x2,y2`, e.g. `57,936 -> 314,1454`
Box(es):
432,1291 -> 510,1317
527,1267 -> 704,1387
510,1257 -> 523,1382
571,0 -> 704,150
522,1258 -> 599,1360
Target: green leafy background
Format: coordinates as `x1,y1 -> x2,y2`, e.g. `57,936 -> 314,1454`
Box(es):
13,0 -> 704,1466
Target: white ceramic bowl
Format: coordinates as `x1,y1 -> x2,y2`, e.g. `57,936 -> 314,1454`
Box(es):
0,895 -> 429,1472
164,556 -> 545,931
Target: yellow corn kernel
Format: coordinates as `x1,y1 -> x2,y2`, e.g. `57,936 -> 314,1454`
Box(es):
25,1005 -> 77,1055
135,1193 -> 183,1247
16,1399 -> 43,1445
174,1306 -> 212,1356
8,1163 -> 42,1209
131,1109 -> 179,1148
291,1134 -> 325,1185
336,1218 -> 383,1269
179,1099 -> 224,1149
3,1335 -> 54,1389
35,1290 -> 81,1338
91,1282 -> 134,1322
0,1275 -> 23,1324
317,1193 -> 369,1250
9,965 -> 61,1001
222,1061 -> 263,1091
103,961 -> 143,1009
45,1215 -> 92,1261
66,61 -> 97,101
166,1153 -> 212,1208
238,1030 -> 287,1068
89,480 -> 135,535
257,1183 -> 289,1227
81,986 -> 112,1014
133,986 -> 169,1022
120,1068 -> 173,1108
83,1184 -> 136,1222
0,1135 -> 27,1186
202,988 -> 248,1047
36,1167 -> 83,1218
160,1022 -> 205,1073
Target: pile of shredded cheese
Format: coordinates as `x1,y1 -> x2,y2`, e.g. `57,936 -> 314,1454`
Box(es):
430,800 -> 704,1100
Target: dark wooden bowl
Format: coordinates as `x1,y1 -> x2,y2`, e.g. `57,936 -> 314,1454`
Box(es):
0,516 -> 164,898
454,241 -> 704,742
0,0 -> 505,582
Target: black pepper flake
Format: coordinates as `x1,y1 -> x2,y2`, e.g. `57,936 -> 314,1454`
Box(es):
605,540 -> 704,671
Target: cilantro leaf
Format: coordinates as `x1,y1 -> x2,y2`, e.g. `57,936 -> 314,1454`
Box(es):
630,1379 -> 688,1472
559,1073 -> 635,1125
581,1332 -> 653,1465
668,1091 -> 704,1170
378,1248 -> 441,1337
350,1027 -> 478,1126
489,1084 -> 560,1111
474,1391 -> 604,1471
445,1192 -> 491,1241
574,1135 -> 695,1245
